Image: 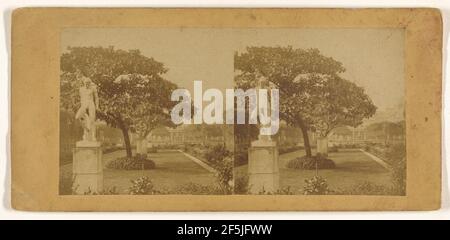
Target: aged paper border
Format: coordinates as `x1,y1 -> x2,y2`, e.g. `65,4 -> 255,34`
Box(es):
11,8 -> 442,211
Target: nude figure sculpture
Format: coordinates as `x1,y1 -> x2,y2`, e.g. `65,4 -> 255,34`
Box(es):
75,74 -> 99,142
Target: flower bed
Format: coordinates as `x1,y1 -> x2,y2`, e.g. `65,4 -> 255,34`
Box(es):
106,154 -> 156,170
286,155 -> 336,170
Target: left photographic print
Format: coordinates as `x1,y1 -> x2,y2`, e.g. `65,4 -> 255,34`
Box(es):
59,28 -> 235,195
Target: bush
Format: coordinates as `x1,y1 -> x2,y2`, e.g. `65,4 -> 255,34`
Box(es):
106,154 -> 156,170
286,156 -> 336,170
185,144 -> 234,194
214,157 -> 233,194
204,145 -> 232,194
303,176 -> 330,195
128,176 -> 157,195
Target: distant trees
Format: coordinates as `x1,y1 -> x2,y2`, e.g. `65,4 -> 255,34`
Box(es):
365,121 -> 405,144
60,46 -> 178,158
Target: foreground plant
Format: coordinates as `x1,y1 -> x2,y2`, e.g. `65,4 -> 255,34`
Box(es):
303,176 -> 330,195
128,176 -> 156,195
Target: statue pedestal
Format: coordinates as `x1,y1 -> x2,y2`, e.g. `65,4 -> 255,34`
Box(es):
317,136 -> 328,157
248,139 -> 279,194
72,141 -> 103,194
136,138 -> 148,155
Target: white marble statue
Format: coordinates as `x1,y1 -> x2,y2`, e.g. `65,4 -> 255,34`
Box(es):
75,74 -> 99,142
256,71 -> 272,142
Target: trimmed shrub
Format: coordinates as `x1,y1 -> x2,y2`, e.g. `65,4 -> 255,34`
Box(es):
106,154 -> 156,170
286,156 -> 336,170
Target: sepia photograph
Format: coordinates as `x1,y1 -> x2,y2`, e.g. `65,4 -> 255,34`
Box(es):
9,6 -> 442,213
232,29 -> 405,195
59,28 -> 405,196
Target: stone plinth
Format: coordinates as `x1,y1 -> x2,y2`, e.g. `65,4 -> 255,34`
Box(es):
72,141 -> 103,194
248,139 -> 279,194
136,138 -> 148,155
317,136 -> 328,157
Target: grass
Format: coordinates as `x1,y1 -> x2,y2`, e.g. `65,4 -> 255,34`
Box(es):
60,150 -> 216,194
235,148 -> 392,195
104,151 -> 215,193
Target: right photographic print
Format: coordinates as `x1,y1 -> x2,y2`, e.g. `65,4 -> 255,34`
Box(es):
233,28 -> 406,196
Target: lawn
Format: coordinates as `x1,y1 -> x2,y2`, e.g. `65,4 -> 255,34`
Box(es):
235,148 -> 392,194
60,150 -> 216,194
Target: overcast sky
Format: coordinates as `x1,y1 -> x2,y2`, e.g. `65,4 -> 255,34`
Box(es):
62,28 -> 404,112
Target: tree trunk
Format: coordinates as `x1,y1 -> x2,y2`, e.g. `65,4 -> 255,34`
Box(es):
298,117 -> 312,158
120,126 -> 132,159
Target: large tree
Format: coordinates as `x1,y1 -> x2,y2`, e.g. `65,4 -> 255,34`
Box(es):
234,46 -> 375,157
60,46 -> 177,158
297,74 -> 376,155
